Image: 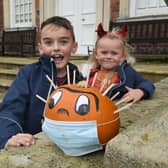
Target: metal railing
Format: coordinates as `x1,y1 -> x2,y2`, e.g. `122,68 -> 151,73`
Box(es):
0,27 -> 36,57
110,19 -> 168,55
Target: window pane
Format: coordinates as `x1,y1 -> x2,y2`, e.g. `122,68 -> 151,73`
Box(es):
149,0 -> 157,8
16,15 -> 20,23
29,3 -> 32,12
25,14 -> 28,22
137,0 -> 147,9
131,0 -> 168,17
29,13 -> 32,22
13,0 -> 32,26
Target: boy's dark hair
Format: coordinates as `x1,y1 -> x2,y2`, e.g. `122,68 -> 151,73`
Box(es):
41,16 -> 75,41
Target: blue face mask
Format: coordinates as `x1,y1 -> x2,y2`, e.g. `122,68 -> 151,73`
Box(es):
42,118 -> 103,156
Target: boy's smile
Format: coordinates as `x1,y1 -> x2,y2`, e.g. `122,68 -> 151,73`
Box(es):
51,54 -> 64,64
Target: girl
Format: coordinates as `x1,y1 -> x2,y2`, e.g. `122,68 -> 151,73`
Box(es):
80,23 -> 155,103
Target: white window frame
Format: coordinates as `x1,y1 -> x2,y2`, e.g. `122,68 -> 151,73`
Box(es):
10,0 -> 33,28
130,0 -> 168,17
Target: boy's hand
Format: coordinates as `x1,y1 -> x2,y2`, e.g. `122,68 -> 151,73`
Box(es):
77,80 -> 87,88
5,133 -> 36,148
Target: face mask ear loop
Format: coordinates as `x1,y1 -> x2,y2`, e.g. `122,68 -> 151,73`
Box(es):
97,116 -> 120,127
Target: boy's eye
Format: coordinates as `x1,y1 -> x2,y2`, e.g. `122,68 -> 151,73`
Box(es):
43,40 -> 53,46
59,40 -> 69,45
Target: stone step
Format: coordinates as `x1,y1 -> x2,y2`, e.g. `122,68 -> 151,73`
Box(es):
0,78 -> 11,100
0,78 -> 12,89
0,68 -> 18,80
0,56 -> 38,69
0,56 -> 38,64
0,92 -> 6,102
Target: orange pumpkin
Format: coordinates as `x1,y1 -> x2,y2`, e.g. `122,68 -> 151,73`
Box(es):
45,84 -> 120,145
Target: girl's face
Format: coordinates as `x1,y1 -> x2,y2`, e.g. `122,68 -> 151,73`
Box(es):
38,24 -> 77,76
95,37 -> 125,70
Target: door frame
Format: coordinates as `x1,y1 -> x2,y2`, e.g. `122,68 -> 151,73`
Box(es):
39,0 -> 110,29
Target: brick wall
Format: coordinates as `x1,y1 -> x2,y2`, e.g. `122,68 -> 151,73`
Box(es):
110,0 -> 119,22
35,0 -> 40,31
110,0 -> 168,58
131,43 -> 168,56
0,0 -> 4,31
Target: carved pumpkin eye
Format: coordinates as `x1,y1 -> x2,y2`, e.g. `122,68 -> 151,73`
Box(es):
75,95 -> 90,115
49,91 -> 62,109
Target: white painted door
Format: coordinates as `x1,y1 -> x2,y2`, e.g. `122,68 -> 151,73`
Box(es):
56,0 -> 96,55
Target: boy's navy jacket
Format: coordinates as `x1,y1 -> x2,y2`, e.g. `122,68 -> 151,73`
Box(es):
0,54 -> 84,149
0,58 -> 155,149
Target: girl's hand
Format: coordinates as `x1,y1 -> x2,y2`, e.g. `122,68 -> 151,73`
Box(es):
122,86 -> 144,103
5,133 -> 36,148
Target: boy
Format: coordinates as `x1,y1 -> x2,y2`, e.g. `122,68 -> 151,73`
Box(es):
0,16 -> 83,149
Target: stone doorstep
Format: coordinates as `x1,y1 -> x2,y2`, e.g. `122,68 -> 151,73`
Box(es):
0,79 -> 12,88
0,68 -> 19,76
0,56 -> 38,65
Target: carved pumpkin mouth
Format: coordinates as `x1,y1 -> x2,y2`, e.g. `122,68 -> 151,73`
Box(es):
57,108 -> 69,116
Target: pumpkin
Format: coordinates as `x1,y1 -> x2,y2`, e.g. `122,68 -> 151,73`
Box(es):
45,84 -> 120,145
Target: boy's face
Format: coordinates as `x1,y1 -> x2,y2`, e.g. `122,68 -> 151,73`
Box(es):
39,24 -> 77,74
95,37 -> 124,70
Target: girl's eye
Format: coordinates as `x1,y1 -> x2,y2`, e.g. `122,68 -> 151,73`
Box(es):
101,51 -> 108,55
111,51 -> 118,55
